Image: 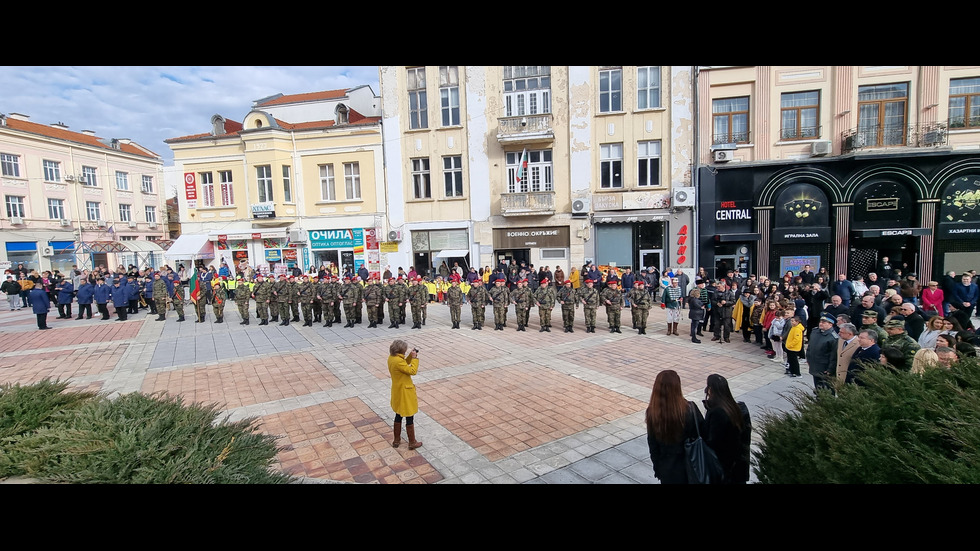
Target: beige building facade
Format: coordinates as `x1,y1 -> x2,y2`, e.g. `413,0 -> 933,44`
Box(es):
166,87 -> 386,275
380,66 -> 697,277
0,113 -> 166,273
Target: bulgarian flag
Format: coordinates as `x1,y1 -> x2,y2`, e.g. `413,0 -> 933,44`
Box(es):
188,267 -> 201,304
515,148 -> 528,188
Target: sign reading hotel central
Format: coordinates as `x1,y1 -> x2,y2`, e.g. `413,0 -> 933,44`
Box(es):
493,226 -> 570,249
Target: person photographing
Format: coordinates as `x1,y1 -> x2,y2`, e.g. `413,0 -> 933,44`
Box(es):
388,340 -> 423,450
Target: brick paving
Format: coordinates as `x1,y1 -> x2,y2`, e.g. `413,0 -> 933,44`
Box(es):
0,299 -> 817,484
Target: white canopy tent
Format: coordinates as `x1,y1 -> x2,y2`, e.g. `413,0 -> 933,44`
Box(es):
163,234 -> 215,262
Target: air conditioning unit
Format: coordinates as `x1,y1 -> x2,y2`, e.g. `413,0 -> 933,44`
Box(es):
571,195 -> 591,216
78,176 -> 87,184
128,221 -> 137,228
673,187 -> 696,208
65,175 -> 75,183
60,219 -> 71,227
713,150 -> 734,163
147,222 -> 157,229
923,129 -> 945,146
40,246 -> 54,257
845,134 -> 866,150
811,140 -> 832,156
387,230 -> 402,242
9,216 -> 23,225
287,229 -> 307,244
96,219 -> 106,227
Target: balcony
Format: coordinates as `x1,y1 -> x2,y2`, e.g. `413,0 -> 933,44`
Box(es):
496,114 -> 555,145
500,191 -> 555,217
841,122 -> 948,152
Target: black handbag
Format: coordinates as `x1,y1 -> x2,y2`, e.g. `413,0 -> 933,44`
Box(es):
684,404 -> 724,484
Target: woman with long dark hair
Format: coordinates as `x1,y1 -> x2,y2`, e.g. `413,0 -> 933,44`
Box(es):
645,370 -> 704,484
702,374 -> 751,484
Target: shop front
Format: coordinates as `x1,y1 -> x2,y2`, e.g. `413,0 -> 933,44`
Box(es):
308,227 -> 381,277
591,191 -> 673,273
934,173 -> 980,275
492,226 -> 569,272
410,228 -> 471,277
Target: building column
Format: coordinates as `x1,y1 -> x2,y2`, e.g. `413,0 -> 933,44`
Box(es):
755,207 -> 771,277
919,201 -> 937,283
835,205 -> 851,277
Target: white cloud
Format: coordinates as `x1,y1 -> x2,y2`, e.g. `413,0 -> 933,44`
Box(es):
0,65 -> 380,170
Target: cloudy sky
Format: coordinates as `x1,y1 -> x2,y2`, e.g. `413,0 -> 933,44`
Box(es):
0,66 -> 381,168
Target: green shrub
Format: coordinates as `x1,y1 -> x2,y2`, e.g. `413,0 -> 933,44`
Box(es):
754,358 -> 980,484
0,380 -> 293,484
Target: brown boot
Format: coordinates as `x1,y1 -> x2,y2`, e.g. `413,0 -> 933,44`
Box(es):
392,421 -> 402,448
666,324 -> 673,335
672,322 -> 679,335
407,424 -> 423,450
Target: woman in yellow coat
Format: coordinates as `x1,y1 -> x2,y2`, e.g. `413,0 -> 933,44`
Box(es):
388,339 -> 423,449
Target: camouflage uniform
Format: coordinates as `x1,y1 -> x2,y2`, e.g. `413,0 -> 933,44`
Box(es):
396,280 -> 409,324
467,282 -> 489,329
172,282 -> 185,322
557,283 -> 577,332
297,277 -> 315,326
328,277 -> 343,325
273,276 -> 292,325
384,279 -> 402,328
578,282 -> 599,332
152,276 -> 169,321
511,282 -> 532,331
627,283 -> 653,334
288,278 -> 301,322
352,278 -> 364,324
253,277 -> 273,325
341,279 -> 360,327
445,283 -> 463,328
312,277 -> 326,323
408,280 -> 426,329
600,283 -> 623,333
235,278 -> 252,324
211,280 -> 227,323
882,325 -> 920,370
533,281 -> 557,332
363,278 -> 384,328
488,281 -> 511,330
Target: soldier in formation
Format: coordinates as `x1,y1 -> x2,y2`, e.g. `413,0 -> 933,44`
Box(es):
467,278 -> 488,330
512,278 -> 532,331
445,275 -> 464,329
628,278 -> 652,334
489,275 -> 511,330
533,277 -> 556,332
600,279 -> 623,333
557,279 -> 577,333
579,278 -> 599,333
211,278 -> 227,323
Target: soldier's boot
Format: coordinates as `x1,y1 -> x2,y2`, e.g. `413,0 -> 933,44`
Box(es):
406,424 -> 422,450
177,314 -> 185,322
271,315 -> 279,323
391,421 -> 402,449
156,314 -> 166,321
472,323 -> 478,330
568,325 -> 574,333
259,319 -> 268,326
243,319 -> 249,325
216,316 -> 223,324
540,325 -> 547,332
292,315 -> 300,323
324,319 -> 332,327
388,321 -> 397,328
615,326 -> 622,333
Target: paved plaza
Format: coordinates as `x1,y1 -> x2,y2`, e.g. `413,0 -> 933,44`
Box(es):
0,300 -> 809,484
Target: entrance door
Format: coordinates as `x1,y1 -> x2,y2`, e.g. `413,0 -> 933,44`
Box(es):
715,256 -> 737,279
316,250 -> 340,272
639,249 -> 663,274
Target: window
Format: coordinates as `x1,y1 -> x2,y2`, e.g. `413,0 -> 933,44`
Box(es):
781,91 -> 820,140
5,195 -> 25,218
319,164 -> 336,201
1,153 -> 19,177
412,158 -> 431,199
145,206 -> 156,223
637,66 -> 661,109
85,201 -> 101,221
43,160 -> 61,182
858,83 -> 908,146
440,66 -> 461,126
115,171 -> 129,190
344,162 -> 361,200
637,141 -> 661,187
141,175 -> 154,193
282,165 -> 292,202
256,165 -> 273,203
47,199 -> 65,220
713,97 -> 750,144
444,155 -> 463,197
599,67 -> 623,113
119,204 -> 132,223
407,67 -> 428,129
600,144 -> 623,189
503,66 -> 551,117
219,171 -> 234,205
506,149 -> 553,193
82,166 -> 98,186
119,236 -> 137,241
949,77 -> 980,129
200,172 -> 215,207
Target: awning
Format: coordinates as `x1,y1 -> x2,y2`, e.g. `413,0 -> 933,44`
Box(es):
593,210 -> 669,224
163,234 -> 215,260
435,249 -> 470,259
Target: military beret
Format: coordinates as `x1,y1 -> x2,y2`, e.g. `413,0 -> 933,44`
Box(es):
634,279 -> 644,285
540,278 -> 549,284
863,310 -> 879,318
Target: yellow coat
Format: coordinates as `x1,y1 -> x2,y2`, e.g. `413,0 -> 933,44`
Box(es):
388,354 -> 420,417
570,269 -> 580,289
786,323 -> 804,352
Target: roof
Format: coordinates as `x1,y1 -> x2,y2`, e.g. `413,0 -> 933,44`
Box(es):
254,89 -> 349,107
1,117 -> 161,160
165,110 -> 380,143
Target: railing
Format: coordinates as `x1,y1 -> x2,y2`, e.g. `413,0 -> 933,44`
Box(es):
498,114 -> 554,138
500,191 -> 555,216
779,126 -> 821,140
711,130 -> 751,146
841,122 -> 948,152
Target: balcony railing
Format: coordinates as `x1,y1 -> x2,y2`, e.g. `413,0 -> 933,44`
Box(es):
711,130 -> 751,146
841,122 -> 948,152
500,191 -> 555,216
496,114 -> 554,143
779,126 -> 821,140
